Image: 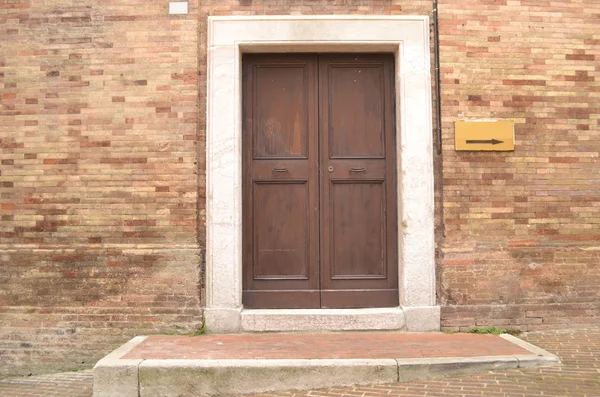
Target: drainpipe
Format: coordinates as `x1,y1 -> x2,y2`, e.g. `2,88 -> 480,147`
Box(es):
432,0 -> 445,305
433,0 -> 442,154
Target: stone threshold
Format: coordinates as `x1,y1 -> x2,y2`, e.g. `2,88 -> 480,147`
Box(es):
205,306 -> 441,333
241,307 -> 429,332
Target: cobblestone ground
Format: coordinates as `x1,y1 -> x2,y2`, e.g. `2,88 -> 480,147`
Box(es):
0,327 -> 598,397
0,370 -> 93,397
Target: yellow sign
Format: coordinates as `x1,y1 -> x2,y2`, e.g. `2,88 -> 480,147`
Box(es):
455,121 -> 515,151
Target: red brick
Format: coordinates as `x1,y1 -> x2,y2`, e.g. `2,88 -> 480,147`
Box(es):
1,0 -> 599,379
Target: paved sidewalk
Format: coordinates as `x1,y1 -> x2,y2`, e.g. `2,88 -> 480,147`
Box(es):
257,328 -> 599,397
122,332 -> 530,360
0,327 -> 598,397
0,370 -> 93,397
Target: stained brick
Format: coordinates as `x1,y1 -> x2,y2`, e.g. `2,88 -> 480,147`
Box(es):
1,0 -> 599,379
439,0 -> 599,332
0,0 -> 201,377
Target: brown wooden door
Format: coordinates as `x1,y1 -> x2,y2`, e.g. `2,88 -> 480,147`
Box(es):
242,54 -> 320,309
318,54 -> 398,308
243,53 -> 397,309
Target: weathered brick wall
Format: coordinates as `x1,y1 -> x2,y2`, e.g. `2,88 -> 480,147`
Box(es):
1,0 -> 599,377
0,0 -> 201,376
438,0 -> 600,330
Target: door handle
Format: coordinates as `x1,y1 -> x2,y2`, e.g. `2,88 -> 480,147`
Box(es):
349,166 -> 367,172
272,166 -> 288,172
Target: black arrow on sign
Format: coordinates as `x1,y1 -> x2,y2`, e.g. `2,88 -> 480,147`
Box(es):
466,139 -> 504,145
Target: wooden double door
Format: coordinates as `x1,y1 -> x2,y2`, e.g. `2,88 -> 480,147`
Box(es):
243,53 -> 398,309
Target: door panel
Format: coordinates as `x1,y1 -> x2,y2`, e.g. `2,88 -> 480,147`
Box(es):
319,54 -> 398,309
253,181 -> 309,279
328,64 -> 385,158
330,181 -> 386,279
252,65 -> 308,158
243,54 -> 319,309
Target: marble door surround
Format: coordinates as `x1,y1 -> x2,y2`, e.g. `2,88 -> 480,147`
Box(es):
205,16 -> 439,333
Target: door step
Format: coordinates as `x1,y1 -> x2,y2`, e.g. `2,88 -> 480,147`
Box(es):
93,332 -> 559,397
241,307 -> 405,332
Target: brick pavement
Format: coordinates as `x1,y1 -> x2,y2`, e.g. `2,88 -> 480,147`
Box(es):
0,370 -> 93,397
256,327 -> 600,397
0,327 -> 598,397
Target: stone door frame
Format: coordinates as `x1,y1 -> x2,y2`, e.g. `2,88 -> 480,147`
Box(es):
205,16 -> 439,333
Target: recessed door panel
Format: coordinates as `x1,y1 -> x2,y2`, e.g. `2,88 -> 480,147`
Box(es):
252,65 -> 309,158
330,180 -> 386,279
253,181 -> 309,279
328,65 -> 385,158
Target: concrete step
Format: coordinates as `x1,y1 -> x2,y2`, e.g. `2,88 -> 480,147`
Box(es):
93,332 -> 559,397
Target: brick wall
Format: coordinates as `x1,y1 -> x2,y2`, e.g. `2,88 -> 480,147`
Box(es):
1,0 -> 598,376
438,0 -> 600,330
0,0 -> 201,376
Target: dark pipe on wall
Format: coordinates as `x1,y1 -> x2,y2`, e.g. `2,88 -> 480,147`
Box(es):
433,0 -> 442,154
